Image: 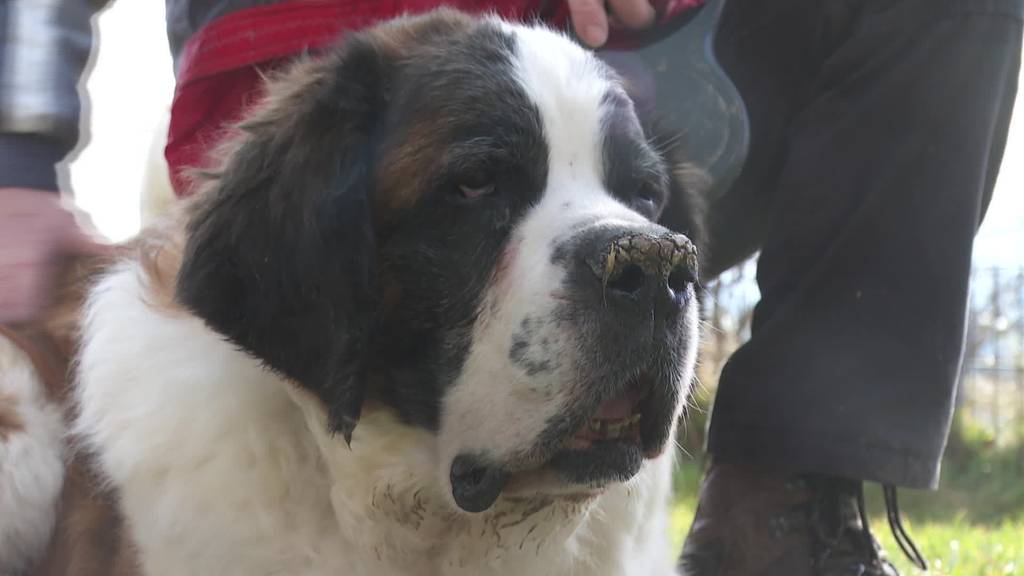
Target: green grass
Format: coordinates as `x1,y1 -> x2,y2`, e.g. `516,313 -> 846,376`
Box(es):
874,518 -> 1024,575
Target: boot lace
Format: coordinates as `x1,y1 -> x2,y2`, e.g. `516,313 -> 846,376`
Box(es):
811,479 -> 927,573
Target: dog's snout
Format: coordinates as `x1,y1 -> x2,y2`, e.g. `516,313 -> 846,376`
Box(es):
586,231 -> 698,306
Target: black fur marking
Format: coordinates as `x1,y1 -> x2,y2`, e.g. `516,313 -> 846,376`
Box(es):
602,97 -> 672,222
176,33 -> 389,438
509,317 -> 559,376
642,118 -> 707,261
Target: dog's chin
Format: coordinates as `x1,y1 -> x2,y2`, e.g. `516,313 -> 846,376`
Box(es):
546,440 -> 644,486
545,384 -> 649,486
448,375 -> 678,513
449,444 -> 646,514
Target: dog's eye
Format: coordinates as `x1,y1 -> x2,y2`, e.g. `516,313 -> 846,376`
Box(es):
458,182 -> 495,199
632,183 -> 663,217
456,174 -> 496,200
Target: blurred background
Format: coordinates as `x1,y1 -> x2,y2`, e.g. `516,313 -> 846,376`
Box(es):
66,2 -> 1024,574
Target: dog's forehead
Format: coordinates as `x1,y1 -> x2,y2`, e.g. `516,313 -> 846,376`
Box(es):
504,24 -> 618,188
376,20 -> 623,214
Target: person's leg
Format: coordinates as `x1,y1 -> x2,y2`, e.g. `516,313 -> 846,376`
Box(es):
684,0 -> 1023,574
710,0 -> 1021,488
700,0 -> 830,280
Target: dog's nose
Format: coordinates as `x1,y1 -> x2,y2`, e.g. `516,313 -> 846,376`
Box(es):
585,230 -> 698,310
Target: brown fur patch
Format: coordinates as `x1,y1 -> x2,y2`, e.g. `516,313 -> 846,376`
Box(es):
369,10 -> 478,215
31,458 -> 139,576
131,211 -> 189,314
369,8 -> 475,59
0,325 -> 68,405
0,391 -> 24,438
375,118 -> 452,215
0,247 -> 122,405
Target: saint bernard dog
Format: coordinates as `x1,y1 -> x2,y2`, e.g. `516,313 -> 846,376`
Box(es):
0,9 -> 706,576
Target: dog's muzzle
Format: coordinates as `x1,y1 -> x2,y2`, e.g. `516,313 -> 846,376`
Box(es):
447,225 -> 699,514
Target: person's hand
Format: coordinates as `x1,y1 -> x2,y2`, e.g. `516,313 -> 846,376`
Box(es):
0,188 -> 110,324
567,0 -> 657,47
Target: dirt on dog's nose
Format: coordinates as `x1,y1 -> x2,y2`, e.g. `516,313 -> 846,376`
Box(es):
585,230 -> 698,314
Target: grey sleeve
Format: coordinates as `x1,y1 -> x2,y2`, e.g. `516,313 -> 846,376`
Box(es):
0,0 -> 108,191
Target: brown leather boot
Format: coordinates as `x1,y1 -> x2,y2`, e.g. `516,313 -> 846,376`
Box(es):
678,463 -> 922,576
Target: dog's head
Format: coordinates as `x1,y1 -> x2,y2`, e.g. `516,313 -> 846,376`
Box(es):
176,10 -> 704,513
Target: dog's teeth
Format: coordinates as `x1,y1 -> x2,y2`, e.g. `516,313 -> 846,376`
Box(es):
584,413 -> 643,440
585,415 -> 643,439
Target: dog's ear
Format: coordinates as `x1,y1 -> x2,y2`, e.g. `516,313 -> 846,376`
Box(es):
176,36 -> 389,443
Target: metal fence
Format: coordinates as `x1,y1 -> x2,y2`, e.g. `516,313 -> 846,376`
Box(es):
699,262 -> 1024,445
962,267 -> 1024,444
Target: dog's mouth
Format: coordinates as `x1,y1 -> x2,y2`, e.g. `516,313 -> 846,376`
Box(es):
545,372 -> 664,487
450,371 -> 678,513
565,387 -> 644,449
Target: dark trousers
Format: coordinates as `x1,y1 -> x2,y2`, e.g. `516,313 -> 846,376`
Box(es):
704,0 -> 1023,488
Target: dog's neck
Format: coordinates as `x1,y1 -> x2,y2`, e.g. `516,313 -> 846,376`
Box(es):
286,389 -> 607,572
